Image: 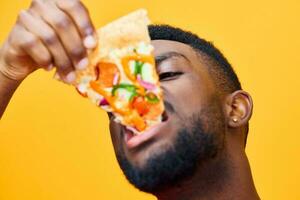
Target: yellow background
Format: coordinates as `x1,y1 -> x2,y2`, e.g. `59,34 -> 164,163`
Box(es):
0,0 -> 299,199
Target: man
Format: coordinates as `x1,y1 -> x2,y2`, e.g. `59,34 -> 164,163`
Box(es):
0,0 -> 260,199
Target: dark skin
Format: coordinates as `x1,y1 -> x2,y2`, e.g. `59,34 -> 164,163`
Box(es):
110,40 -> 260,200
0,1 -> 259,198
110,40 -> 216,168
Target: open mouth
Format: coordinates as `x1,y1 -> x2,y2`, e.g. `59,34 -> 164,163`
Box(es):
123,110 -> 169,149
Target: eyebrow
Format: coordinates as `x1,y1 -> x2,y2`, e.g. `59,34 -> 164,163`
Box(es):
155,51 -> 191,66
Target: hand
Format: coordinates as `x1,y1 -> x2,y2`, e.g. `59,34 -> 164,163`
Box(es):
0,0 -> 97,83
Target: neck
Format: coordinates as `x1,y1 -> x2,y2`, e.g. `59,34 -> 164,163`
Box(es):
154,139 -> 260,200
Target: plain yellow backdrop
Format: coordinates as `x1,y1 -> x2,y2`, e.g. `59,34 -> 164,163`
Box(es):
0,0 -> 299,199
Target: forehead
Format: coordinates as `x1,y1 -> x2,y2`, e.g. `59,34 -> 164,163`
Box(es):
151,40 -> 208,74
151,39 -> 216,92
151,40 -> 195,57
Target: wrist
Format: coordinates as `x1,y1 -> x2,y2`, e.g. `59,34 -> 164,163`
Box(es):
0,47 -> 28,82
0,64 -> 23,120
0,61 -> 27,83
0,67 -> 24,86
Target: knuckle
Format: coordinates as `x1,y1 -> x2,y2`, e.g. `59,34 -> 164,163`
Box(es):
30,0 -> 38,8
69,47 -> 85,59
62,0 -> 81,10
56,60 -> 72,72
51,14 -> 71,30
38,55 -> 52,66
3,48 -> 17,64
31,0 -> 40,6
81,22 -> 93,36
20,35 -> 38,48
30,0 -> 42,10
43,31 -> 58,46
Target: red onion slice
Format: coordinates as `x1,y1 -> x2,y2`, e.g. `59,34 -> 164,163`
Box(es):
137,75 -> 156,90
113,73 -> 119,85
99,98 -> 109,106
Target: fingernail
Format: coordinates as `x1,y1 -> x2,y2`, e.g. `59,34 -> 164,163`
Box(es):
46,64 -> 54,71
65,71 -> 76,83
76,57 -> 89,70
84,35 -> 97,49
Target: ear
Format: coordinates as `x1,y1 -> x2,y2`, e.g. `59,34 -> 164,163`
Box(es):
225,90 -> 253,128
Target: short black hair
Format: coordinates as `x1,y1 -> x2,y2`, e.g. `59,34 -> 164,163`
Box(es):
148,24 -> 249,145
148,24 -> 242,94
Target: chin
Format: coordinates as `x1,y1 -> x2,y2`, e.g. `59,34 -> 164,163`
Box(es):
111,110 -> 179,167
123,135 -> 176,169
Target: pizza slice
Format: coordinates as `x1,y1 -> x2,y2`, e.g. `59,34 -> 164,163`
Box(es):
73,9 -> 164,134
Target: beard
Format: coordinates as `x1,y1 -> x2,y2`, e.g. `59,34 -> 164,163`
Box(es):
115,101 -> 225,193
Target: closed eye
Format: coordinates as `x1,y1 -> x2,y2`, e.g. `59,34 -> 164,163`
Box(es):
159,72 -> 183,81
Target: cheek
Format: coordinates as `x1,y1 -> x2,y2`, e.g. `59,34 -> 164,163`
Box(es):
164,75 -> 207,118
109,122 -> 122,153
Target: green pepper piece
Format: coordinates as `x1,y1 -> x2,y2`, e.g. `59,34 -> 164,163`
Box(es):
129,92 -> 138,102
145,93 -> 160,104
112,83 -> 136,95
112,83 -> 138,102
134,61 -> 144,76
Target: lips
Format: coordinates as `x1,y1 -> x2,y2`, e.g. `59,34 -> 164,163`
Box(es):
123,111 -> 169,149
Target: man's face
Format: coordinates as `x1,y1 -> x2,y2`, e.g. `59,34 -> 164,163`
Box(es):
109,40 -> 226,192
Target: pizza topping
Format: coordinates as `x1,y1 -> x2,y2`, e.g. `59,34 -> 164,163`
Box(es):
96,62 -> 119,87
113,73 -> 119,85
137,74 -> 156,90
99,98 -> 109,106
88,51 -> 162,132
130,111 -> 147,131
132,96 -> 150,116
140,63 -> 155,84
72,10 -> 164,133
145,92 -> 160,104
122,54 -> 155,82
122,54 -> 158,94
112,83 -> 138,102
134,61 -> 144,76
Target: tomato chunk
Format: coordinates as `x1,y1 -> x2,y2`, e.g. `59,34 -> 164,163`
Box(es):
132,96 -> 150,116
97,62 -> 119,87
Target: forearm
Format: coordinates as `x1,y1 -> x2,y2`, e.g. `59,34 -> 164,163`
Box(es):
0,71 -> 22,119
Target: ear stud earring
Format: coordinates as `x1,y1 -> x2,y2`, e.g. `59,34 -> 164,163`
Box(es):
232,118 -> 238,123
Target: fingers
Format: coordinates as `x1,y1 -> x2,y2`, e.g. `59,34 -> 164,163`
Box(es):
6,0 -> 97,83
31,0 -> 88,71
18,10 -> 75,80
9,24 -> 52,70
56,0 -> 97,49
